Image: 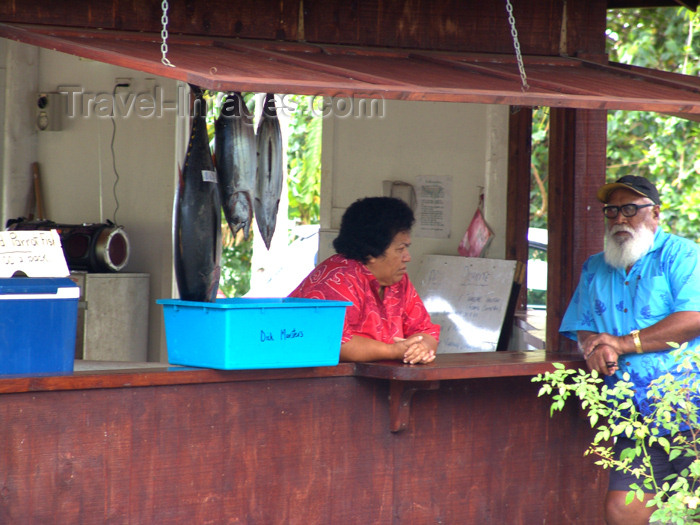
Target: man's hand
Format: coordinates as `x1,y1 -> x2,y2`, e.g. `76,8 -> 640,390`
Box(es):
580,332 -> 625,376
583,343 -> 620,376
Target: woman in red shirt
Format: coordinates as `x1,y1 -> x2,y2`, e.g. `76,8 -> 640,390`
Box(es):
290,197 -> 440,364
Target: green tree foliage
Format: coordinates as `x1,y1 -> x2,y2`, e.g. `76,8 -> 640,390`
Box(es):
606,7 -> 700,241
286,95 -> 322,227
530,107 -> 550,231
219,230 -> 253,298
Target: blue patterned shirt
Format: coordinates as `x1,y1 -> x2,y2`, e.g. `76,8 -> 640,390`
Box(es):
560,228 -> 700,425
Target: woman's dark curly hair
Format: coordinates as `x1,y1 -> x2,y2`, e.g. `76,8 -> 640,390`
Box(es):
333,197 -> 415,263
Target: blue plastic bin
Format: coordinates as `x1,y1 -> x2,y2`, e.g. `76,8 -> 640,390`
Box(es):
0,277 -> 79,375
157,297 -> 351,370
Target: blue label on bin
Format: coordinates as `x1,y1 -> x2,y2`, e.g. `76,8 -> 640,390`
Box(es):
281,328 -> 304,340
260,328 -> 305,342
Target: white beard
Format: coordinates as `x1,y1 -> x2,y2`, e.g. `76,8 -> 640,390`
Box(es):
604,224 -> 655,269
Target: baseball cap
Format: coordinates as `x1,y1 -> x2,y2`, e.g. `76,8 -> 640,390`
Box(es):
597,175 -> 661,205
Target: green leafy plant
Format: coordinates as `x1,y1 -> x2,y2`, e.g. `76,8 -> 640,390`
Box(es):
532,344 -> 700,523
286,94 -> 322,227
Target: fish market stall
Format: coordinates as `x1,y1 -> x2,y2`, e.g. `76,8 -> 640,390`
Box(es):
0,1 -> 699,524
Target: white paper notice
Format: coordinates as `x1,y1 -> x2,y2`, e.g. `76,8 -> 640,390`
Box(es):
0,230 -> 70,277
415,176 -> 452,239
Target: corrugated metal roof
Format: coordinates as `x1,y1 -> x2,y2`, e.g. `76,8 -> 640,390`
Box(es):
2,23 -> 699,116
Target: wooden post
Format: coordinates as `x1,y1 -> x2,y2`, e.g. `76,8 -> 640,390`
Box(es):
506,107 -> 533,313
547,108 -> 607,351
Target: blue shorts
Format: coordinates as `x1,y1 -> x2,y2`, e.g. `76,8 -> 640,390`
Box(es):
608,431 -> 695,493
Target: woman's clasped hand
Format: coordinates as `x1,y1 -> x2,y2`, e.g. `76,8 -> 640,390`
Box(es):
394,335 -> 436,364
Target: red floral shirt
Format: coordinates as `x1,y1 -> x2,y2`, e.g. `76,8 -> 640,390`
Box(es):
289,254 -> 440,345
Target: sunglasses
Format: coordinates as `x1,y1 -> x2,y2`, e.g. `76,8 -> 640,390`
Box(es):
602,203 -> 655,219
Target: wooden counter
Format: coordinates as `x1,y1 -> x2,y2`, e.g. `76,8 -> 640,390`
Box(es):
0,351 -> 606,524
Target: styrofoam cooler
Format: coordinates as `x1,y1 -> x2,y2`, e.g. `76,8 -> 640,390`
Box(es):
157,297 -> 351,370
0,277 -> 79,375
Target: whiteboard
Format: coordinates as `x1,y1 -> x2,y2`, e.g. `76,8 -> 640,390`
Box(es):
414,255 -> 518,353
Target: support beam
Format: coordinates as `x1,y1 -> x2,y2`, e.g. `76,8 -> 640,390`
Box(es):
506,107 -> 533,312
547,108 -> 607,351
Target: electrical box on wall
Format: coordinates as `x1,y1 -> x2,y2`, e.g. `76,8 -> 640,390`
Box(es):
36,92 -> 63,131
382,180 -> 417,210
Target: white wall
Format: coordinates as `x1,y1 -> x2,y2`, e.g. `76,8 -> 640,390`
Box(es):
2,44 -> 182,362
320,98 -> 509,274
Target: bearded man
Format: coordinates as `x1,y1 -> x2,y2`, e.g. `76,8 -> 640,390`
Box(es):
560,175 -> 700,525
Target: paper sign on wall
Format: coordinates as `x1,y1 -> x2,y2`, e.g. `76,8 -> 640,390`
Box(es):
414,176 -> 452,239
0,230 -> 70,277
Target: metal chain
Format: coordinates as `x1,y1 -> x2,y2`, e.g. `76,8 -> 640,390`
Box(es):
161,0 -> 175,67
505,0 -> 529,91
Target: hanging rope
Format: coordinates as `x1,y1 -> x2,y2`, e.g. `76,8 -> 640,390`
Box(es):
505,0 -> 529,92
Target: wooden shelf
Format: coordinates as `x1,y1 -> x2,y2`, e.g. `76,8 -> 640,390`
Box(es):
355,350 -> 584,431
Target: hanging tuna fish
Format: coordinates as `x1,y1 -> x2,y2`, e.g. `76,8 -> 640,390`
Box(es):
254,93 -> 284,250
173,86 -> 222,302
215,92 -> 256,240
